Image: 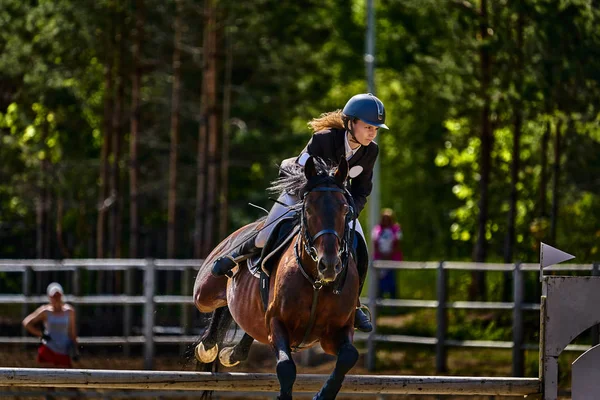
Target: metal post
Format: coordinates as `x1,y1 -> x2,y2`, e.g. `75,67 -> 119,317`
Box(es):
364,0 -> 380,374
365,0 -> 379,237
592,263 -> 599,346
143,259 -> 156,370
435,261 -> 447,373
512,262 -> 524,376
366,260 -> 379,371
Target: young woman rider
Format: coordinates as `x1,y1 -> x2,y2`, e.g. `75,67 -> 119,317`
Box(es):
212,93 -> 388,332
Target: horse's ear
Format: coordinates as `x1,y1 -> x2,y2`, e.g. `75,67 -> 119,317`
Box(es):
304,156 -> 317,180
335,156 -> 349,185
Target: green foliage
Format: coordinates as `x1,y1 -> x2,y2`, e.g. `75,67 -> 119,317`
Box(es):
0,0 -> 599,264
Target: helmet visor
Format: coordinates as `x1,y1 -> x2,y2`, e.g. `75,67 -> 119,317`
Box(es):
359,118 -> 389,130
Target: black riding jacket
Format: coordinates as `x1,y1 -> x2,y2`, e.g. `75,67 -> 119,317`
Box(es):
298,128 -> 379,217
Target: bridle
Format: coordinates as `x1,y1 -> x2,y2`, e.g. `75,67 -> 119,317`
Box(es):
294,176 -> 356,291
291,175 -> 356,351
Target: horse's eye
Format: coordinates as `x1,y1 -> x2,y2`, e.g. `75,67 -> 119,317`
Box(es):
343,204 -> 350,214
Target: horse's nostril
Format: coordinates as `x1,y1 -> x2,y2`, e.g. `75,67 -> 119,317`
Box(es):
335,261 -> 342,273
318,259 -> 327,272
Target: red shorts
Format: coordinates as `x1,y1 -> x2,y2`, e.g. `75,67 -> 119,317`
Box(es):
37,344 -> 72,368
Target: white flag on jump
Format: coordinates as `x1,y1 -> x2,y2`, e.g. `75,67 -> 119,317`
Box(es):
540,242 -> 575,269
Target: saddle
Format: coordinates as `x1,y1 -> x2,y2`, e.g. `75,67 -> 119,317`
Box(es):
247,216 -> 300,278
245,216 -> 300,311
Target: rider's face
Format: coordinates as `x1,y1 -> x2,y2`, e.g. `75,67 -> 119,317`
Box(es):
349,119 -> 379,147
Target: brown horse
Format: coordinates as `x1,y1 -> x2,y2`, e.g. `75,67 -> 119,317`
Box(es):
193,156 -> 360,400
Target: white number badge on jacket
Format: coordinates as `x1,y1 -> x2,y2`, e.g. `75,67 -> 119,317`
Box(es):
349,166 -> 363,178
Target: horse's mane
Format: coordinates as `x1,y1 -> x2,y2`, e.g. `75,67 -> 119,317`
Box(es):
268,157 -> 338,211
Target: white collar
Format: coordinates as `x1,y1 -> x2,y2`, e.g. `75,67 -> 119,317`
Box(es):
344,131 -> 361,160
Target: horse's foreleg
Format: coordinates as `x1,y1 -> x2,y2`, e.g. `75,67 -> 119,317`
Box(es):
270,318 -> 296,400
314,329 -> 358,400
219,332 -> 254,367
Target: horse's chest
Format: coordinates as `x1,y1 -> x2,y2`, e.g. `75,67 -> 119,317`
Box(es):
275,285 -> 353,329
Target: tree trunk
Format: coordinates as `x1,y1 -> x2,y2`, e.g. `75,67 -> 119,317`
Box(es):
167,0 -> 183,297
219,22 -> 233,240
503,6 -> 523,265
56,196 -> 70,258
470,0 -> 492,301
539,121 -> 550,218
502,4 -> 524,301
129,0 -> 144,258
194,0 -> 214,259
36,122 -> 49,259
202,0 -> 219,257
109,16 -> 125,260
194,118 -> 207,258
550,119 -> 563,244
167,0 -> 183,260
97,36 -> 113,259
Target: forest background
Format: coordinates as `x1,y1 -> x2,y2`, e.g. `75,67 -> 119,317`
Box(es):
1,0 -> 600,300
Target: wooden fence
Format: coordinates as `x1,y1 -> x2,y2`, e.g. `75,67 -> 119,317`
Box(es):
0,259 -> 597,373
365,260 -> 600,375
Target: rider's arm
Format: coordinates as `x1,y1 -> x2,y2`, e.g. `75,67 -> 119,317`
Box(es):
302,130 -> 331,162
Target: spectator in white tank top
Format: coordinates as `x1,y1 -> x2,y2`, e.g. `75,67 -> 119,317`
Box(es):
23,282 -> 79,368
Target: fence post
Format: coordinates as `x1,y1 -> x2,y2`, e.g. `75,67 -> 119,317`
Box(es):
592,263 -> 599,346
180,266 -> 192,356
72,265 -> 81,340
143,259 -> 156,370
21,266 -> 32,339
366,259 -> 379,371
123,265 -> 134,357
512,262 -> 524,376
435,261 -> 447,373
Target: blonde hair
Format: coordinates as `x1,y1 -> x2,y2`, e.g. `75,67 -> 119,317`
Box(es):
307,110 -> 346,132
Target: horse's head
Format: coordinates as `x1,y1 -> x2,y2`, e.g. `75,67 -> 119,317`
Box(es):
300,156 -> 352,284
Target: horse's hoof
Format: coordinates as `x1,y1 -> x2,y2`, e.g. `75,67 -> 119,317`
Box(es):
219,346 -> 240,367
195,342 -> 218,363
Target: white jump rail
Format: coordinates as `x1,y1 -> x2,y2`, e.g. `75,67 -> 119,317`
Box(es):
0,368 -> 541,396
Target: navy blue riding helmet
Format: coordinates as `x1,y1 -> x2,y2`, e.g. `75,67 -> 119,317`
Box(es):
342,93 -> 389,130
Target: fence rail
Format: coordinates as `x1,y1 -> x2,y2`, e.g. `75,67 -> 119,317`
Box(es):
0,259 -> 598,373
0,367 -> 541,396
366,260 -> 600,375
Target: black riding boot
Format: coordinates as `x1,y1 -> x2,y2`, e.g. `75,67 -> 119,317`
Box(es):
354,298 -> 373,332
211,236 -> 260,278
354,246 -> 373,333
